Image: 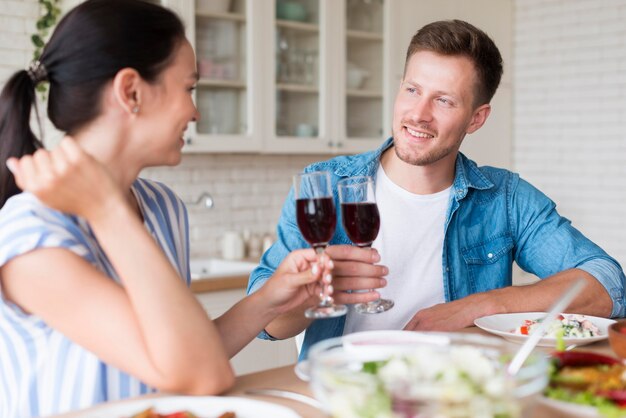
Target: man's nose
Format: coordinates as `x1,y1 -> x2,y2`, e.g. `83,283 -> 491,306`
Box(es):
407,98 -> 433,124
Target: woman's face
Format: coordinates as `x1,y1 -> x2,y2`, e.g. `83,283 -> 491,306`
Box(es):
138,39 -> 199,166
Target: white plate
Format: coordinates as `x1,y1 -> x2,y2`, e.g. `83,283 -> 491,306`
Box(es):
538,395 -> 601,417
474,312 -> 615,347
71,395 -> 301,418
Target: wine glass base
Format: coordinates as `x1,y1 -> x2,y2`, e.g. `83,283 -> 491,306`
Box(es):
305,304 -> 348,319
355,299 -> 394,314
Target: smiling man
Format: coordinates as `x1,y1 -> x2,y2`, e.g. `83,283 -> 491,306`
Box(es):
248,20 -> 626,359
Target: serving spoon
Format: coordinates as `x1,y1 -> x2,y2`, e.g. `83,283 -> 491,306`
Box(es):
507,278 -> 587,375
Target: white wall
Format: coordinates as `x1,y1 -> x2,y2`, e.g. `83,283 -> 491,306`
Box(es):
513,0 -> 626,269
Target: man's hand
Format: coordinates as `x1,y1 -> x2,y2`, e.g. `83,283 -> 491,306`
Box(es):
403,292 -> 502,331
324,244 -> 388,305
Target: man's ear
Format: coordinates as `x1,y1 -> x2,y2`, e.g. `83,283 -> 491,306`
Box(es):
466,103 -> 491,134
112,68 -> 143,115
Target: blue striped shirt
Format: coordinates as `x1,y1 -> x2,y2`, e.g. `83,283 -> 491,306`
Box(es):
0,178 -> 190,418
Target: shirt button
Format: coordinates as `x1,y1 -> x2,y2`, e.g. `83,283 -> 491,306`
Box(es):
487,253 -> 494,259
446,267 -> 450,272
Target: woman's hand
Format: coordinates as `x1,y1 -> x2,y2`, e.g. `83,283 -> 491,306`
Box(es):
6,137 -> 124,220
258,248 -> 334,314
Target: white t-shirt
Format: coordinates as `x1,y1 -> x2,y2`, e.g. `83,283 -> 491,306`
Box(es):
343,164 -> 450,334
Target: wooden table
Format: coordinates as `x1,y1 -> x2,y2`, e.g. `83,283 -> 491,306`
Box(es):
49,327 -> 615,418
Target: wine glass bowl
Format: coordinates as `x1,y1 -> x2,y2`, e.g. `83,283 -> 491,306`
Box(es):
294,171 -> 347,319
337,176 -> 393,314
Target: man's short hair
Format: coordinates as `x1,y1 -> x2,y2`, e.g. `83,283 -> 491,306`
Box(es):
405,20 -> 503,106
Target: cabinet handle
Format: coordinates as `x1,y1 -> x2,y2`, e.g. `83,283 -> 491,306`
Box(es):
327,141 -> 334,148
336,142 -> 343,148
185,137 -> 193,145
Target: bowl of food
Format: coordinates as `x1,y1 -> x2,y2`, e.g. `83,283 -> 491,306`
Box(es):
609,321 -> 626,359
308,331 -> 549,418
542,350 -> 626,416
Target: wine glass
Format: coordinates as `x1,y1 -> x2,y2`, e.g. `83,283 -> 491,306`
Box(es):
294,171 -> 348,319
338,175 -> 393,314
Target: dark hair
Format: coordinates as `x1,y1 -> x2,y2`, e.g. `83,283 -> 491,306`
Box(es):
0,0 -> 185,208
405,19 -> 503,107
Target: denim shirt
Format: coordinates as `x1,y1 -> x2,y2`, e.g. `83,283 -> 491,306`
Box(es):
247,138 -> 626,360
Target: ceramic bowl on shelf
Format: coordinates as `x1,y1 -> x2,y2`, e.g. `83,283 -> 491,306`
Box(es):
276,1 -> 308,22
346,63 -> 369,89
196,0 -> 231,14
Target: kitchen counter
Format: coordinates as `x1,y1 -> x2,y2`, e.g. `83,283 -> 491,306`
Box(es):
189,258 -> 259,293
190,274 -> 249,293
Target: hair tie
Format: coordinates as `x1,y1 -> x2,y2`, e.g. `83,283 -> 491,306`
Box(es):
26,60 -> 48,85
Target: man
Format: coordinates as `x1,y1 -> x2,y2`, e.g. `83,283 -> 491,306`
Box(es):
247,20 -> 625,359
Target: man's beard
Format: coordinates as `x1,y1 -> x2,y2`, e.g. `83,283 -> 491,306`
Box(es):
392,133 -> 460,167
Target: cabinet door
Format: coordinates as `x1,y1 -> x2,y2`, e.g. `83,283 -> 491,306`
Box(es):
169,0 -> 264,153
337,0 -> 394,154
262,0 -> 335,153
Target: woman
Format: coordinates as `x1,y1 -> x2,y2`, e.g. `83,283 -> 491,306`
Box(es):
0,1 -> 330,417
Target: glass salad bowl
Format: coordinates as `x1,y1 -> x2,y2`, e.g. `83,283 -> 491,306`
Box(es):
307,331 -> 549,418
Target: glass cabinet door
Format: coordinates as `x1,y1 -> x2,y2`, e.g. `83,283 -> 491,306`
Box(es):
345,0 -> 384,140
194,0 -> 248,136
274,0 -> 321,139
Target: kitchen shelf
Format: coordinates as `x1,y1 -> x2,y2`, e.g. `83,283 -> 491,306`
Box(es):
346,89 -> 383,98
276,20 -> 319,33
198,78 -> 246,88
277,83 -> 318,93
196,11 -> 246,22
346,29 -> 383,41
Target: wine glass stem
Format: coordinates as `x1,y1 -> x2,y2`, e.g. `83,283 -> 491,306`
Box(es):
315,246 -> 333,307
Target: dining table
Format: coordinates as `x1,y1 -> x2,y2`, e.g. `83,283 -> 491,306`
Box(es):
48,326 -> 617,418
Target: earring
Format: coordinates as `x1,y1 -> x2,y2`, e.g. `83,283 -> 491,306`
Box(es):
132,105 -> 139,114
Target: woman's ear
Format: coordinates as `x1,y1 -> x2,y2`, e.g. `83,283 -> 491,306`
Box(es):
112,68 -> 142,115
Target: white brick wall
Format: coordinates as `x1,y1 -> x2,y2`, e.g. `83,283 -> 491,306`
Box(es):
514,0 -> 626,268
142,153 -> 329,259
0,0 -> 37,85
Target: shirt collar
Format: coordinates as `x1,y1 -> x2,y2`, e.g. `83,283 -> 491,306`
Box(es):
332,136 -> 494,197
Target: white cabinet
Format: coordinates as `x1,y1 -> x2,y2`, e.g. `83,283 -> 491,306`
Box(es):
165,0 -> 399,154
195,289 -> 298,375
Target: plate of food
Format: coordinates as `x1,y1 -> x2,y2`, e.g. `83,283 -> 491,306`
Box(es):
69,396 -> 301,418
474,312 -> 615,347
539,350 -> 626,417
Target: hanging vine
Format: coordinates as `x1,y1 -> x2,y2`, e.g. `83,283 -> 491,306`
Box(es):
31,0 -> 61,96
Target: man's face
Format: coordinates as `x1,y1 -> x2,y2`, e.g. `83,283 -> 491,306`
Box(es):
391,50 -> 489,167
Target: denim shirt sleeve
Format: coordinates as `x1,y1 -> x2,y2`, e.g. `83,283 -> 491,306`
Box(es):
247,186 -> 309,340
511,176 -> 626,317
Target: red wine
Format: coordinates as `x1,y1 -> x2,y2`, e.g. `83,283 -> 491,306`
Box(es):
296,197 -> 336,247
341,202 -> 380,246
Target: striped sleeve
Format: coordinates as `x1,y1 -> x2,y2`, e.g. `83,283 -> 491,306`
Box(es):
0,194 -> 91,269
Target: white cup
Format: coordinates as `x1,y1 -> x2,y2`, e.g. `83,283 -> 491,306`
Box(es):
221,231 -> 244,260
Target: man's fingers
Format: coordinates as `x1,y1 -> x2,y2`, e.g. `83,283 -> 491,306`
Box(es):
325,245 -> 380,263
333,260 -> 388,278
334,290 -> 380,305
333,277 -> 386,291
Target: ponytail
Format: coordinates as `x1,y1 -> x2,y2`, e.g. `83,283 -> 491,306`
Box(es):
1,0 -> 185,208
0,70 -> 44,208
